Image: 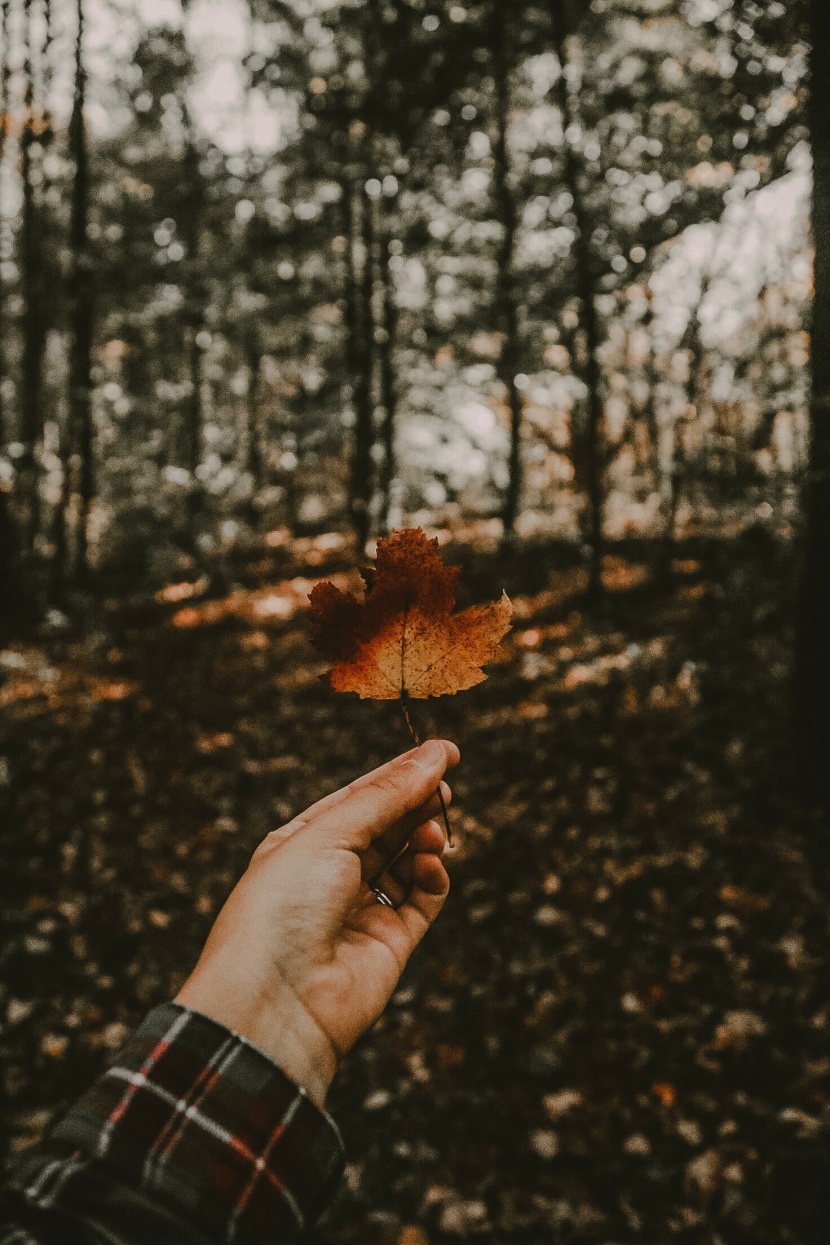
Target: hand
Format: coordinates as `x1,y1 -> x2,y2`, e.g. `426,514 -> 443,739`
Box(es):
175,738 -> 459,1108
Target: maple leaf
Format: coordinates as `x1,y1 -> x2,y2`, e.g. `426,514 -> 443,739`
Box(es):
308,528 -> 512,700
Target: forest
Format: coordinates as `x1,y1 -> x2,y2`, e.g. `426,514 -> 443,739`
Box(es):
2,0 -> 830,1241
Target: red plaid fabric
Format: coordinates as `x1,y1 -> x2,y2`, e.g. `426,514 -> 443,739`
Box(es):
1,1003 -> 345,1245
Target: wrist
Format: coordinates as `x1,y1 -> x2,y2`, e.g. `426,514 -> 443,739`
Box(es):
175,963 -> 338,1110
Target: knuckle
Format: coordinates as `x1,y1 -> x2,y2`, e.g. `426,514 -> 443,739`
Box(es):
371,768 -> 411,799
251,823 -> 295,862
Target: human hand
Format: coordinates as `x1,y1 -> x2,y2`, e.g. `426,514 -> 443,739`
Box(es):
175,739 -> 458,1108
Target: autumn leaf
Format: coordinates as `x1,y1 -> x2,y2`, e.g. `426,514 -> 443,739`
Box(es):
308,527 -> 512,700
309,528 -> 510,848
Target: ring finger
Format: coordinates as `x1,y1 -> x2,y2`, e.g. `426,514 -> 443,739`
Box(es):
366,818 -> 446,908
360,781 -> 451,888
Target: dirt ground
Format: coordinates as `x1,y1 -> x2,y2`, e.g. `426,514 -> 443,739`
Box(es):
2,528 -> 828,1244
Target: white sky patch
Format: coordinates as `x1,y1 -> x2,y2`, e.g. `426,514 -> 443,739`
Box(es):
20,0 -> 283,155
139,0 -> 183,23
651,143 -> 811,349
184,0 -> 283,153
86,0 -> 181,86
455,401 -> 504,450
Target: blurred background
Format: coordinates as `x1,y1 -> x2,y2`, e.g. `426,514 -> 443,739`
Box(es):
0,0 -> 815,585
3,1 -> 830,1242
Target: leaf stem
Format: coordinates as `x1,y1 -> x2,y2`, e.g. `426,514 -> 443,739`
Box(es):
400,690 -> 453,846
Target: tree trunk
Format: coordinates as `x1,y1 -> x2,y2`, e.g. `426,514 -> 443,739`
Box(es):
177,110 -> 206,543
182,325 -> 204,541
0,0 -> 12,445
68,0 -> 95,582
343,181 -> 375,551
378,199 -> 399,533
794,0 -> 830,809
245,337 -> 263,490
491,6 -> 523,537
680,280 -> 708,521
657,279 -> 708,577
49,406 -> 73,601
18,0 -> 46,552
0,486 -> 22,639
183,326 -> 203,476
284,383 -> 304,534
639,297 -> 665,502
549,3 -> 605,599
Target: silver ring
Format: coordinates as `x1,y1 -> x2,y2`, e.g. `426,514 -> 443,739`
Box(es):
371,886 -> 395,908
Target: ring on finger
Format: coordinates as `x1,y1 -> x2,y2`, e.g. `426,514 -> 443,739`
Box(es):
371,886 -> 396,908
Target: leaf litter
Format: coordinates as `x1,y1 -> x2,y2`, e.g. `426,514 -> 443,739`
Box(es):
1,529 -> 829,1243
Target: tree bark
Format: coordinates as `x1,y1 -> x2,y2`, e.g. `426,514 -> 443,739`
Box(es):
0,486 -> 22,638
549,2 -> 605,598
19,0 -> 46,551
183,326 -> 203,476
794,0 -> 830,808
639,295 -> 665,500
245,336 -> 263,490
658,276 -> 708,576
0,0 -> 14,619
68,0 -> 95,582
0,0 -> 12,445
491,5 -> 523,537
378,199 -> 399,533
284,382 -> 304,534
177,108 -> 206,541
343,181 -> 375,551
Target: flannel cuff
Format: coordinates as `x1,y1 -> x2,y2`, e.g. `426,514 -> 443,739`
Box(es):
41,1002 -> 344,1244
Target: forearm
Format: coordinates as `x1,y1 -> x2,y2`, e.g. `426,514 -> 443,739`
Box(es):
1,1004 -> 345,1245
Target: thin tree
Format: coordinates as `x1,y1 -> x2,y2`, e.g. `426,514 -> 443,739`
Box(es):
179,121 -> 206,481
241,19 -> 264,502
657,272 -> 711,577
491,2 -> 524,538
18,0 -> 46,552
343,175 -> 376,552
794,0 -> 830,808
0,0 -> 12,445
0,0 -> 14,623
67,0 -> 95,580
638,290 -> 666,516
347,2 -> 385,552
244,330 -> 263,490
548,1 -> 606,599
377,191 -> 400,534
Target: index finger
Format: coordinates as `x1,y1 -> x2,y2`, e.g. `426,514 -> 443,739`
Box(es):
278,743 -> 425,837
313,739 -> 459,851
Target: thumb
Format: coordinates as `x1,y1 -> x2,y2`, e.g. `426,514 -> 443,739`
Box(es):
313,740 -> 459,851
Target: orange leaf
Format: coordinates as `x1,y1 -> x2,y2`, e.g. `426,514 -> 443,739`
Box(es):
308,528 -> 512,700
93,680 -> 135,702
652,1082 -> 676,1108
196,732 -> 235,754
718,884 -> 770,913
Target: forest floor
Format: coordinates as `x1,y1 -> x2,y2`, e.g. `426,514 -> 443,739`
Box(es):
2,527 -> 829,1245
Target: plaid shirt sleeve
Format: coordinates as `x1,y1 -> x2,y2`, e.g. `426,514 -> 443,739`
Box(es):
0,1002 -> 345,1245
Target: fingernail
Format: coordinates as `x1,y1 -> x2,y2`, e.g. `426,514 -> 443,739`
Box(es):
414,739 -> 445,770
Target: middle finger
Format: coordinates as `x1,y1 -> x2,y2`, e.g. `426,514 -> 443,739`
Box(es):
360,780 -> 452,886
